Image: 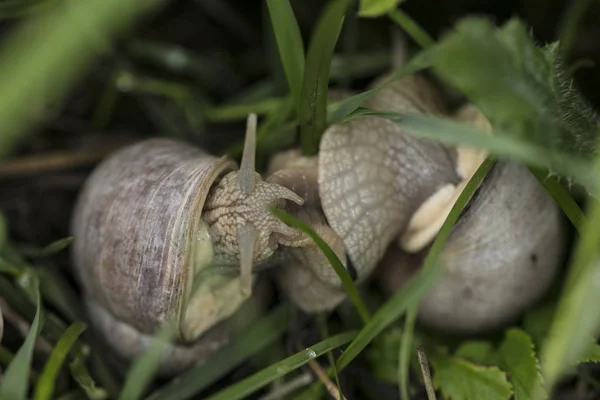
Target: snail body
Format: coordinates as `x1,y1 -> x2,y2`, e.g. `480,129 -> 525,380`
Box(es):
268,73 -> 567,332
70,115 -> 302,374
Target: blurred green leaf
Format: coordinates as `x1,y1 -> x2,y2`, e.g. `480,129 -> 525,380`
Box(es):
69,347 -> 108,400
0,0 -> 165,158
496,329 -> 545,400
430,348 -> 513,400
119,327 -> 174,400
271,208 -> 371,324
454,341 -> 496,365
20,237 -> 73,258
428,17 -> 600,193
0,272 -> 42,400
206,331 -> 357,400
388,8 -> 435,49
367,327 -> 404,384
266,0 -> 305,114
359,0 -> 404,17
0,214 -> 6,251
34,321 -> 87,400
146,304 -> 290,400
299,0 -> 350,155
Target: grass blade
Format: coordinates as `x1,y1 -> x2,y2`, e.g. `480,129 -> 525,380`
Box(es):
205,331 -> 358,400
19,237 -> 73,258
388,8 -> 435,49
529,167 -> 586,233
349,109 -> 599,198
326,49 -> 432,124
119,327 -> 174,400
358,0 -> 404,17
266,0 -> 305,114
299,0 -> 350,155
33,321 -> 87,400
0,0 -> 165,159
69,347 -> 109,400
0,273 -> 43,400
271,208 -> 371,324
538,164 -> 600,396
398,157 -> 496,400
146,304 -> 291,400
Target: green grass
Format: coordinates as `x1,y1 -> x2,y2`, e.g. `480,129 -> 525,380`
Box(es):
0,1 -> 599,399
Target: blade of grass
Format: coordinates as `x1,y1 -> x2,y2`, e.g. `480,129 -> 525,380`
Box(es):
33,321 -> 87,400
316,313 -> 342,397
69,347 -> 109,400
326,49 -> 433,124
359,0 -> 403,17
0,0 -> 60,19
0,0 -> 165,159
558,0 -> 595,63
0,272 -> 42,400
146,304 -> 291,400
537,163 -> 600,396
205,331 -> 358,400
19,237 -> 73,258
299,0 -> 350,156
0,214 -> 6,251
271,208 -> 371,324
266,0 -> 305,113
398,157 -> 496,400
348,109 -> 599,198
119,326 -> 174,400
388,8 -> 435,49
529,167 -> 586,233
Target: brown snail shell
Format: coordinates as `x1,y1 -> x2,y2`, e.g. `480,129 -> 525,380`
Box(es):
70,115 -> 303,375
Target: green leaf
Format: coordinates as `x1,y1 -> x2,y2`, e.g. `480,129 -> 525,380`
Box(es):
119,326 -> 175,400
299,0 -> 350,155
69,347 -> 108,400
431,348 -> 513,400
427,17 -> 600,193
496,329 -> 545,400
455,341 -> 496,365
266,0 -> 305,115
580,344 -> 600,363
0,273 -> 43,400
205,331 -> 357,400
34,321 -> 87,400
146,304 -> 290,400
359,0 -> 404,17
271,208 -> 371,324
19,237 -> 73,258
367,327 -> 404,384
523,301 -> 556,346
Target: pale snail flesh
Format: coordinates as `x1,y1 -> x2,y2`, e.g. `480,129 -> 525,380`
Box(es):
268,73 -> 567,333
70,115 -> 303,374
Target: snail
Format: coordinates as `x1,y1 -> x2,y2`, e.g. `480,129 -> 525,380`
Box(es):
70,114 -> 304,375
267,73 -> 567,333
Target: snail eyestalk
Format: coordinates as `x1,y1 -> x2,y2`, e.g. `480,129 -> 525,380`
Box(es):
238,113 -> 258,195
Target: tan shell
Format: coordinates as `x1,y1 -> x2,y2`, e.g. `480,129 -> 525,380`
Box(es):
377,160 -> 567,333
318,74 -> 461,282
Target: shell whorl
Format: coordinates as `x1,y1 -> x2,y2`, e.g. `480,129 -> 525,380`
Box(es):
378,160 -> 567,333
71,138 -> 237,339
318,74 -> 461,281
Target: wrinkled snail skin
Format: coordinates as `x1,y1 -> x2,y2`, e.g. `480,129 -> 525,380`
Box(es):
266,150 -> 349,312
317,74 -> 466,287
377,159 -> 567,334
70,115 -> 303,374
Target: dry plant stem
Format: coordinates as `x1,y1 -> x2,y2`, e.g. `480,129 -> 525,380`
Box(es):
259,372 -> 313,400
0,145 -> 131,179
0,297 -> 53,355
417,345 -> 437,400
306,358 -> 347,400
